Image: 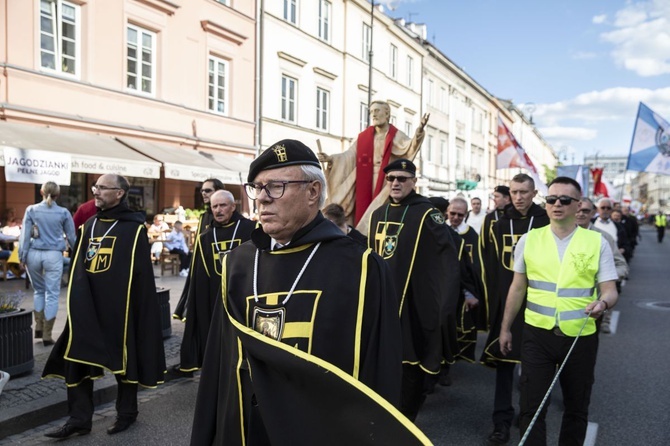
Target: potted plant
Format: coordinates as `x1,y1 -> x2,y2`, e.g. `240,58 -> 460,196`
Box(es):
0,291 -> 34,376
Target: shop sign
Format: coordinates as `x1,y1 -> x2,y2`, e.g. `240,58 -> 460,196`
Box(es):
2,146 -> 72,185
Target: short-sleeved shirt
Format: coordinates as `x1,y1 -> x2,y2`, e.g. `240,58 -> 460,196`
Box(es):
513,226 -> 618,284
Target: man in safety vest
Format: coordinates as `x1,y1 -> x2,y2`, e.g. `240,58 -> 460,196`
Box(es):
499,176 -> 619,445
655,211 -> 667,243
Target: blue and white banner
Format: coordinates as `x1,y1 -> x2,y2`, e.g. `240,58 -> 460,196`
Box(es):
627,103 -> 670,174
556,165 -> 589,196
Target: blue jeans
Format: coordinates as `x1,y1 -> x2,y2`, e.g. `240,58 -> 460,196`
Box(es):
27,250 -> 63,321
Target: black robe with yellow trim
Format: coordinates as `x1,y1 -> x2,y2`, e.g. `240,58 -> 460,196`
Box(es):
173,208 -> 215,320
480,203 -> 549,365
368,192 -> 461,373
42,204 -> 166,387
452,225 -> 485,362
191,213 -> 407,446
179,212 -> 255,371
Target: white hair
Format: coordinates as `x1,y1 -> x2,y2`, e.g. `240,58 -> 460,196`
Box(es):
300,164 -> 327,208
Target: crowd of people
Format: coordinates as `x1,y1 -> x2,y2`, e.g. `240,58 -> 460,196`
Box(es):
0,123 -> 655,444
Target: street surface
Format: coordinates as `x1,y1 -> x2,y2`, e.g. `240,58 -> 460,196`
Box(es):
2,225 -> 669,445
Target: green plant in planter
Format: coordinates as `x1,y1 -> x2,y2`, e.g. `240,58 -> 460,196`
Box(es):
184,208 -> 206,220
0,290 -> 25,314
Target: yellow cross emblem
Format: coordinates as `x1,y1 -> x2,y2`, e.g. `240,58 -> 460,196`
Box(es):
273,145 -> 288,162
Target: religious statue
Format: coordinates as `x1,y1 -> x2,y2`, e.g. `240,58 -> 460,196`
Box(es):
317,100 -> 429,233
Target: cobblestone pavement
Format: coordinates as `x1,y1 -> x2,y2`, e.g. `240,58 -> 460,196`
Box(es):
0,265 -> 188,439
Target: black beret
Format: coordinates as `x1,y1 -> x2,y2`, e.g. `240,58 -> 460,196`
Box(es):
494,185 -> 510,197
428,197 -> 449,213
248,139 -> 321,182
383,158 -> 416,175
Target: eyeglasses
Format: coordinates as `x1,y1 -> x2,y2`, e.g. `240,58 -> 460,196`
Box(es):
91,185 -> 121,193
545,195 -> 579,206
244,180 -> 312,200
386,175 -> 414,183
449,212 -> 465,218
576,208 -> 594,214
598,206 -> 612,210
201,188 -> 214,194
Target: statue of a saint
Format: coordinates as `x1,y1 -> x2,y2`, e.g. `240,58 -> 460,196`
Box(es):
317,101 -> 429,232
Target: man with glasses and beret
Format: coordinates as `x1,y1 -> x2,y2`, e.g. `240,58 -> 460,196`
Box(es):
190,140 -> 421,445
368,158 -> 461,421
499,177 -> 618,445
173,178 -> 225,321
43,174 -> 166,439
480,174 -> 549,445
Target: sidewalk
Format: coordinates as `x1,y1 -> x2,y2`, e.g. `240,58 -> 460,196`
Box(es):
0,266 -> 190,440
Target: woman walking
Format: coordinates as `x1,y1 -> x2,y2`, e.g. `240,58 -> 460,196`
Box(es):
19,182 -> 77,346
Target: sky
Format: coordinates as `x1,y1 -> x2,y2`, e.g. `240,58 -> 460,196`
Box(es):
381,0 -> 670,164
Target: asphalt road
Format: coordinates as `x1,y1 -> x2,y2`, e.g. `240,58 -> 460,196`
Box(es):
4,225 -> 669,445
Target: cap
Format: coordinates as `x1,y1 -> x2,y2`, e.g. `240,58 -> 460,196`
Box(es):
428,197 -> 449,213
248,139 -> 321,182
494,185 -> 510,197
383,158 -> 416,176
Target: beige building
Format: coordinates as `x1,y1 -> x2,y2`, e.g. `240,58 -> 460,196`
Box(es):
0,0 -> 256,219
258,0 -> 425,157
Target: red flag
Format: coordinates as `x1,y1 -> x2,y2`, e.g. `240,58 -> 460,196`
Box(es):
590,168 -> 608,197
496,117 -> 548,194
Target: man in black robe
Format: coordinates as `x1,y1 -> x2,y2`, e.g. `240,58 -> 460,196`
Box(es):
190,140 -> 424,446
447,197 -> 485,362
177,190 -> 255,372
369,159 -> 460,421
173,177 -> 225,320
43,174 -> 166,439
480,174 -> 549,445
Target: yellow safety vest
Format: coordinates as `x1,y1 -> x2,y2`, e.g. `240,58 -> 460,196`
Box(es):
655,214 -> 666,227
524,226 -> 600,336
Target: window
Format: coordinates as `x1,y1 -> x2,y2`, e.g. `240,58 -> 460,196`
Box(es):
126,24 -> 156,95
390,115 -> 397,125
389,44 -> 397,78
427,79 -> 434,106
362,23 -> 371,62
283,0 -> 297,24
39,0 -> 80,75
318,0 -> 330,41
208,56 -> 228,115
427,135 -> 433,162
360,103 -> 369,131
440,139 -> 446,165
406,56 -> 413,87
281,75 -> 297,123
473,110 -> 483,134
440,87 -> 448,113
405,121 -> 413,136
214,0 -> 230,5
316,88 -> 329,131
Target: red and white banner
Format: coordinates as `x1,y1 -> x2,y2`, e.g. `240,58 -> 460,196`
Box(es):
496,117 -> 548,194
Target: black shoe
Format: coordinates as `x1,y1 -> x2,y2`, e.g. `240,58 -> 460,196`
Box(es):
487,424 -> 510,445
166,364 -> 194,379
107,418 -> 135,435
438,372 -> 452,387
44,424 -> 91,439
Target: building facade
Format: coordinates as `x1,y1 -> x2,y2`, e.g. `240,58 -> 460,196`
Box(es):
0,0 -> 256,218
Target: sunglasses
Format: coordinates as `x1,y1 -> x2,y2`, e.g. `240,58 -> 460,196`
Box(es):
201,188 -> 214,194
576,208 -> 594,214
386,175 -> 413,183
449,212 -> 465,218
598,206 -> 612,210
545,195 -> 579,206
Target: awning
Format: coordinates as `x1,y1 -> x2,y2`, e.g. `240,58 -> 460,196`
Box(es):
117,137 -> 248,184
196,150 -> 252,185
0,121 -> 160,179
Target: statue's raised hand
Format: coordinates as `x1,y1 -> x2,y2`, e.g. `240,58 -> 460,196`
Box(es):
317,152 -> 332,164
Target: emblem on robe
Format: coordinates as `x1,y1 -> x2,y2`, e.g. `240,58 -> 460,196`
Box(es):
85,236 -> 116,273
430,211 -> 445,225
502,234 -> 522,271
373,221 -> 403,259
253,307 -> 286,341
212,240 -> 239,275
